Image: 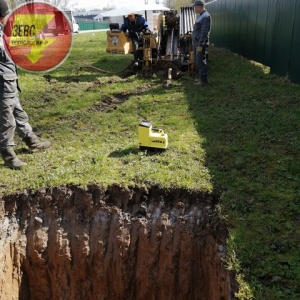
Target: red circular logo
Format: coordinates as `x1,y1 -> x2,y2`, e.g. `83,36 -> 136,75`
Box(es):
3,2 -> 73,72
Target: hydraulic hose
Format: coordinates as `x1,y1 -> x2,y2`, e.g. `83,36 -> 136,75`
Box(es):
83,61 -> 135,74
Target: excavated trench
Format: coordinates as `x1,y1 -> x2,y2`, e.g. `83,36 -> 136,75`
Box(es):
0,185 -> 235,300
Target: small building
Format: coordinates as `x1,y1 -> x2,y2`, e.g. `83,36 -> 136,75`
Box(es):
73,11 -> 103,22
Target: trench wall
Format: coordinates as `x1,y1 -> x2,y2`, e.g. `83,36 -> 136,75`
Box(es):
0,185 -> 234,300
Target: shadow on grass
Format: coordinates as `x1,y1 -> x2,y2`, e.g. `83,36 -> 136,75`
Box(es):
109,147 -> 167,158
108,147 -> 139,158
183,46 -> 300,298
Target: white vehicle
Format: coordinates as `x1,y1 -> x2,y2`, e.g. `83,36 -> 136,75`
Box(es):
64,11 -> 79,33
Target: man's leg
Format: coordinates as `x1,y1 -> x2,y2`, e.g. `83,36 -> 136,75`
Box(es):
13,96 -> 32,139
199,45 -> 208,83
0,100 -> 16,148
13,97 -> 51,152
193,46 -> 200,79
0,98 -> 27,169
132,39 -> 139,65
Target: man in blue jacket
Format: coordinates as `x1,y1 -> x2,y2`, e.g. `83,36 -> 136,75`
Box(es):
0,0 -> 51,169
192,0 -> 211,86
121,13 -> 150,65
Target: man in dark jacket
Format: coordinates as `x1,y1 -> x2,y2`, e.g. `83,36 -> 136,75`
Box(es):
121,13 -> 150,65
0,0 -> 51,169
192,0 -> 211,86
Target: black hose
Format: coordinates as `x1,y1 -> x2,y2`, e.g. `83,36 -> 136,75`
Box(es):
84,61 -> 135,74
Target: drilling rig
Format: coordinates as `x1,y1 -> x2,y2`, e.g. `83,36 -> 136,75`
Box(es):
106,7 -> 196,78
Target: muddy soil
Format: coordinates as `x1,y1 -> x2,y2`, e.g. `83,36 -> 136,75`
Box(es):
0,185 -> 235,300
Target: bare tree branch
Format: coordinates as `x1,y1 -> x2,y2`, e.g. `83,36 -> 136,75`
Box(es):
9,0 -> 78,10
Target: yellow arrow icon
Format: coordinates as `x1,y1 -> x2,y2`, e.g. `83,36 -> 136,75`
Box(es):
25,37 -> 56,63
9,14 -> 57,64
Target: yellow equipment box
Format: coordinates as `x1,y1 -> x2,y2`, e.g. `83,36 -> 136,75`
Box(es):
138,121 -> 168,149
106,30 -> 132,54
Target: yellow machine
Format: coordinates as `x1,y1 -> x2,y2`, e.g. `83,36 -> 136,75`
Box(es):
138,121 -> 168,150
106,8 -> 196,78
106,30 -> 132,54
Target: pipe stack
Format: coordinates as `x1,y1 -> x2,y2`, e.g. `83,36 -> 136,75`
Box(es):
180,7 -> 196,35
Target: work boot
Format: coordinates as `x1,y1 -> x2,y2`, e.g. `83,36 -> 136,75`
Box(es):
133,60 -> 139,67
1,147 -> 27,170
23,133 -> 51,152
194,80 -> 207,86
194,74 -> 201,82
194,76 -> 208,86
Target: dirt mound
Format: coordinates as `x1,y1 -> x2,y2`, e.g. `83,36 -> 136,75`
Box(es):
0,185 -> 235,300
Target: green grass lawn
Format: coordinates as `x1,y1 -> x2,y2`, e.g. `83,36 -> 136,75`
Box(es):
1,32 -> 299,300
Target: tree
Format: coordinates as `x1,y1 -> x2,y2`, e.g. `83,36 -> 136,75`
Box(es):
9,0 -> 78,10
171,0 -> 193,10
102,4 -> 116,11
167,0 -> 192,10
43,0 -> 78,9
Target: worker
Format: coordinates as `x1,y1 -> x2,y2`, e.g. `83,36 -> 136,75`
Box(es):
121,13 -> 150,66
0,0 -> 51,170
192,0 -> 211,86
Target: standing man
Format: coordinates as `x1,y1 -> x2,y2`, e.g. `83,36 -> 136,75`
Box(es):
192,0 -> 211,86
121,13 -> 150,66
0,0 -> 51,170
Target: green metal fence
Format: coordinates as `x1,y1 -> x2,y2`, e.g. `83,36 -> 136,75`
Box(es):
78,21 -> 109,31
209,0 -> 300,84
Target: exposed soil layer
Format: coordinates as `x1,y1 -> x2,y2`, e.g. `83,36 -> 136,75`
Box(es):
0,185 -> 235,300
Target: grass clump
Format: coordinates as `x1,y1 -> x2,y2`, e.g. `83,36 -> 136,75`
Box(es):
0,32 -> 299,300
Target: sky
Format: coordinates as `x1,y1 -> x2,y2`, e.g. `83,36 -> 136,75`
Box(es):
74,0 -> 165,10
